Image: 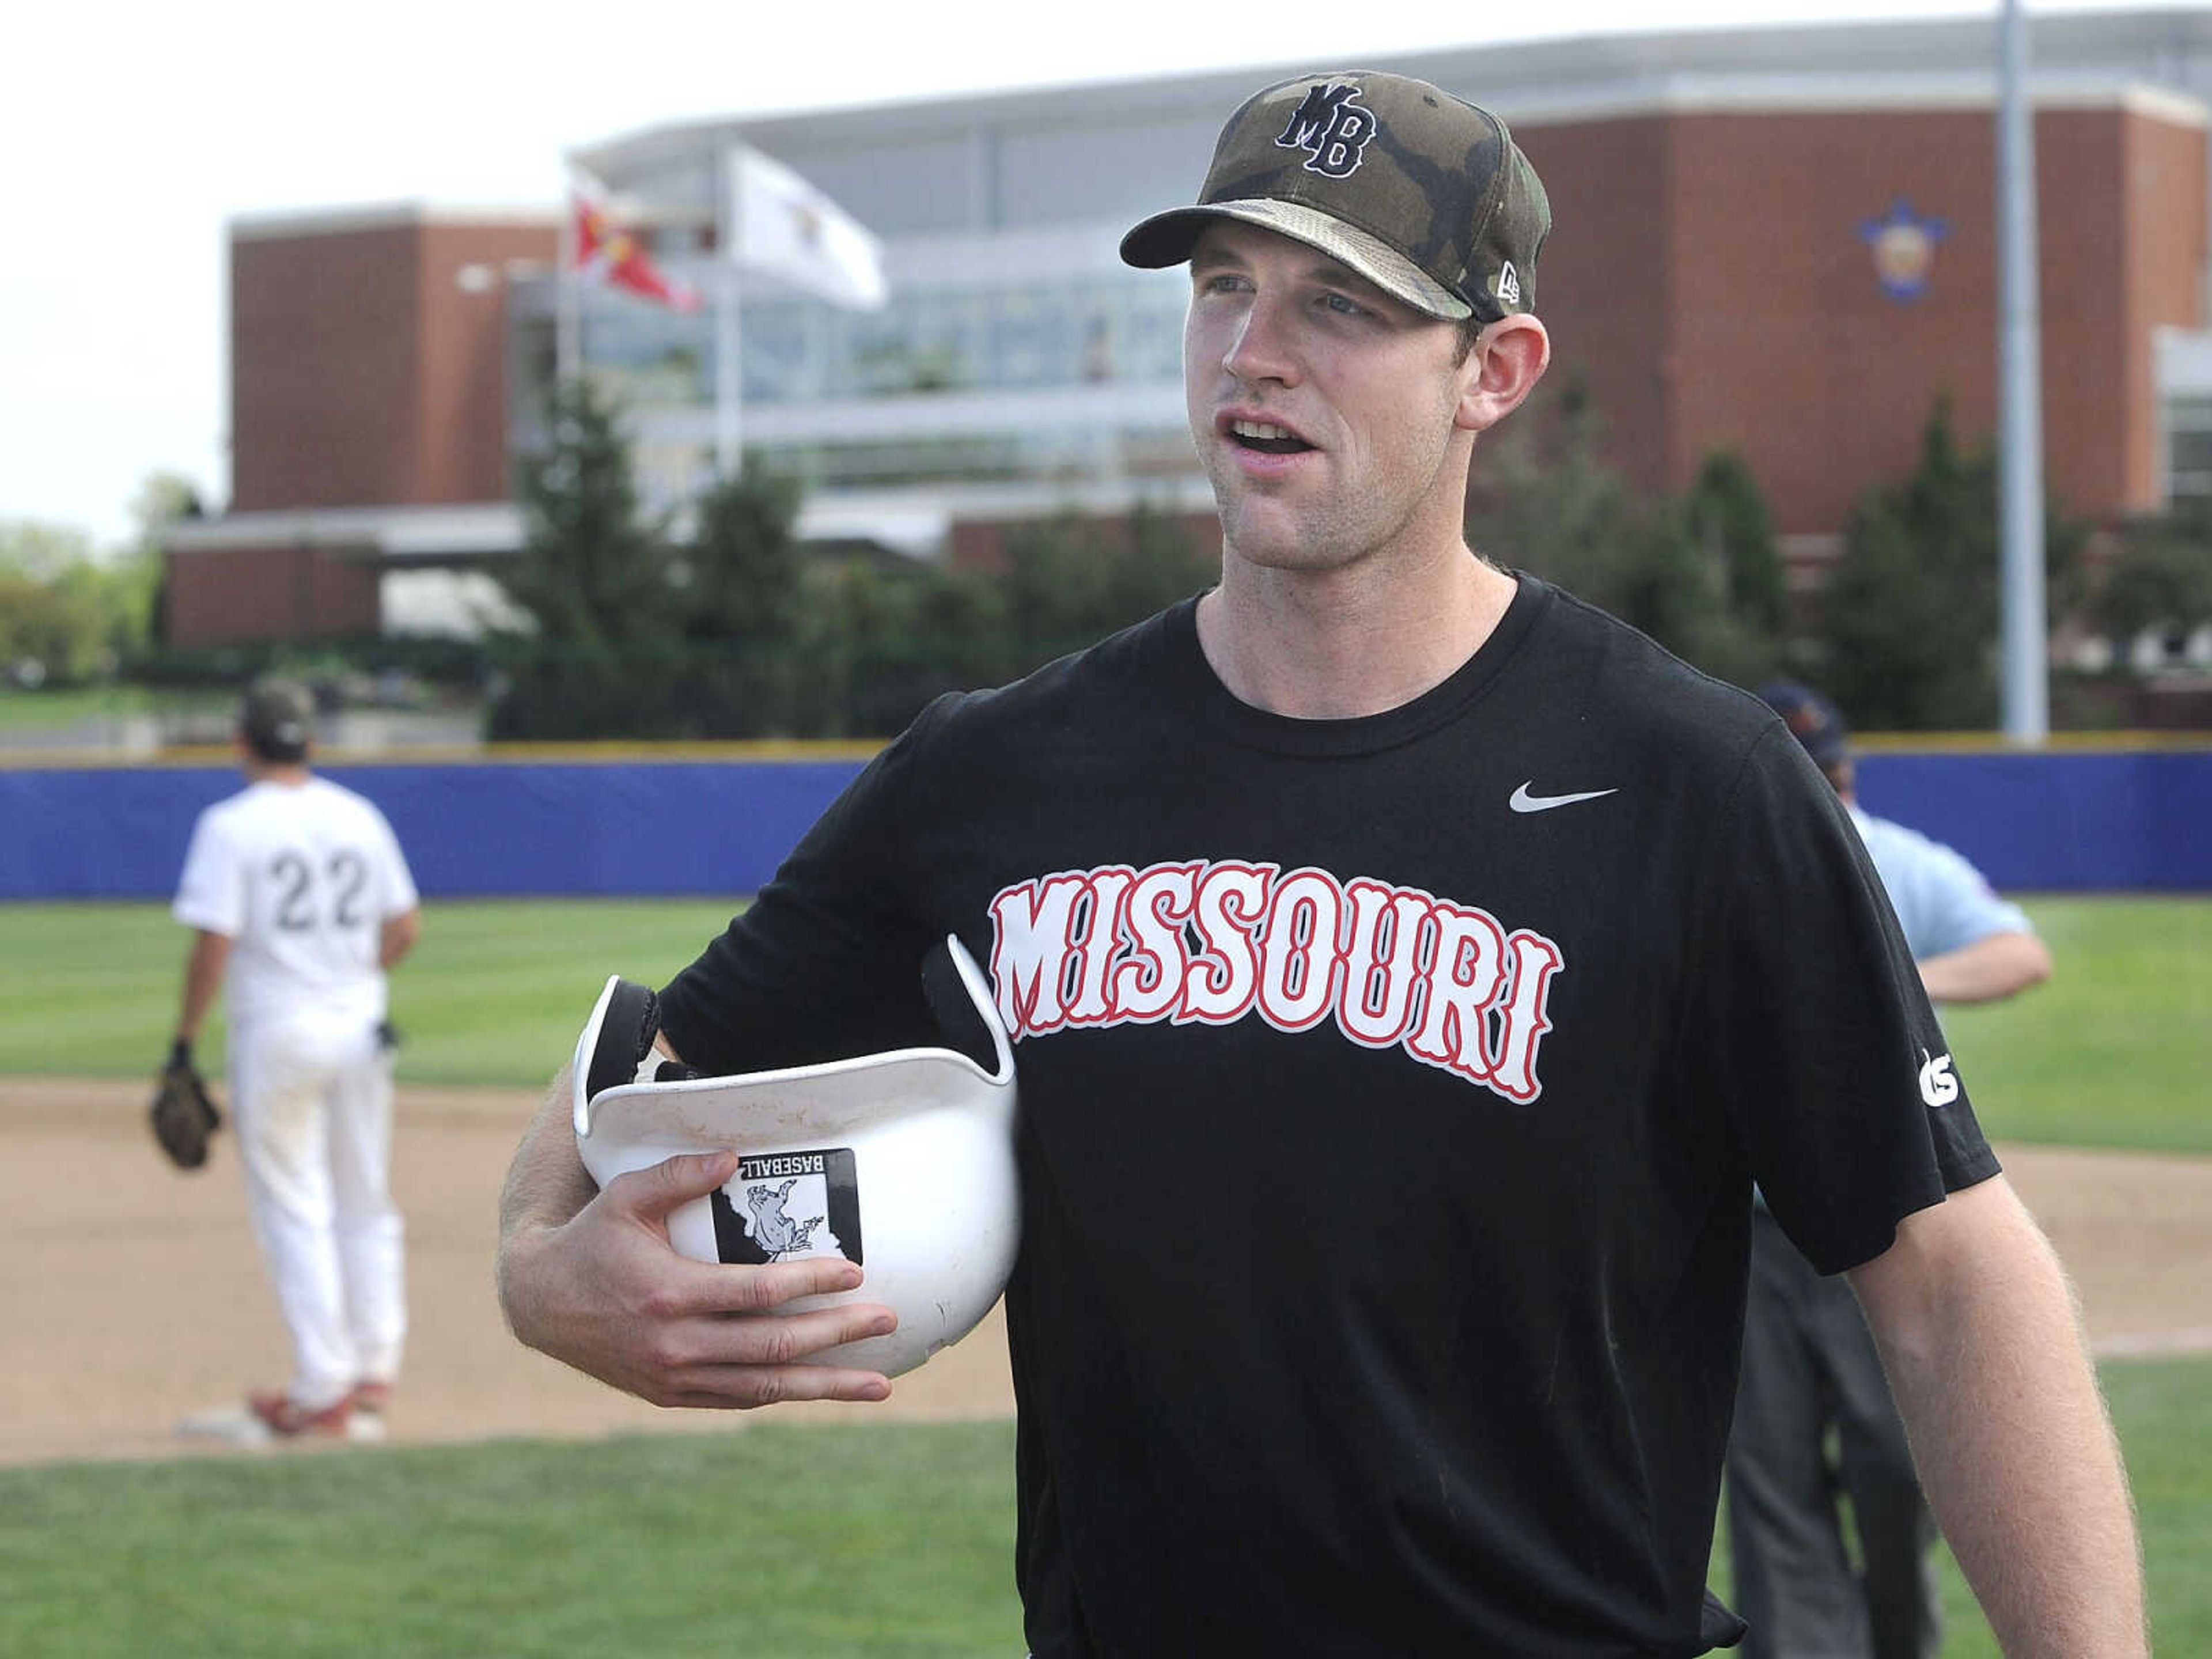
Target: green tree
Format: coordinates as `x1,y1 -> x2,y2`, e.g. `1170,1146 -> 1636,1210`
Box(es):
0,517 -> 165,685
0,520 -> 96,582
1817,397 -> 2085,730
128,472 -> 204,539
997,501 -> 1214,673
781,502 -> 1213,738
122,469 -> 201,656
487,380 -> 690,738
2092,503 -> 2212,645
670,463 -> 809,736
1111,498 -> 1218,630
0,565 -> 107,684
1466,382 -> 1785,687
789,556 -> 927,738
498,377 -> 675,653
486,388 -> 1217,738
1465,378 -> 1643,602
684,465 -> 806,645
1680,449 -> 1787,638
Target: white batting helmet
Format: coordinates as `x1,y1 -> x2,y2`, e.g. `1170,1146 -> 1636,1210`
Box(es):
570,935 -> 1019,1378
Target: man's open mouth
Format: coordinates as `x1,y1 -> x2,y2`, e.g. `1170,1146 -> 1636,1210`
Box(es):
1228,419 -> 1315,455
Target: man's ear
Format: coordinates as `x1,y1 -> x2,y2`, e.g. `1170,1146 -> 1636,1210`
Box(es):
1455,314 -> 1551,434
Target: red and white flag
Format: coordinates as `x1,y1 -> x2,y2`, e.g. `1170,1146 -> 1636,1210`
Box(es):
571,186 -> 701,312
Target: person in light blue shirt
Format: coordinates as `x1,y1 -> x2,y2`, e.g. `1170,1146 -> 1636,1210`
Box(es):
1728,682 -> 2053,1659
1846,808 -> 2050,1005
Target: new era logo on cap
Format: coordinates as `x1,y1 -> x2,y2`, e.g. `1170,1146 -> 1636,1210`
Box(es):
1120,70 -> 1551,324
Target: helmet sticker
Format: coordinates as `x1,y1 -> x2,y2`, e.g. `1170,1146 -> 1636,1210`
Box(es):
710,1147 -> 864,1265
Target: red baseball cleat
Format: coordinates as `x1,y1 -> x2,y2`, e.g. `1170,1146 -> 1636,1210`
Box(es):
246,1389 -> 378,1442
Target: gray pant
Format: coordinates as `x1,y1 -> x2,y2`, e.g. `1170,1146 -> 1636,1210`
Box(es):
1725,1207 -> 1941,1659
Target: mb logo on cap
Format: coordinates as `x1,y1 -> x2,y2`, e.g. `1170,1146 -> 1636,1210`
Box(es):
1277,82 -> 1376,178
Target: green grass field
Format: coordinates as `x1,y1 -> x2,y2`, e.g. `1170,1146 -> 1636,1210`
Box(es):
4,895 -> 2205,1150
0,1422 -> 1022,1657
0,1357 -> 2202,1656
0,897 -> 742,1088
1938,896 -> 2212,1153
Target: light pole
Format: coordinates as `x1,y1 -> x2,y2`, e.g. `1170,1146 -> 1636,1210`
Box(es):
1997,0 -> 2050,741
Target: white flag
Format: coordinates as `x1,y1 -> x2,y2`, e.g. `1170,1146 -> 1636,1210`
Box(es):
729,146 -> 888,310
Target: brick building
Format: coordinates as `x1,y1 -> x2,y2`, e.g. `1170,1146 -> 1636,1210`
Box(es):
168,10 -> 2212,646
165,210 -> 557,645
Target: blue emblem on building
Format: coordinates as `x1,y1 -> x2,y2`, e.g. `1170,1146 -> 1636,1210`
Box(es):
1857,196 -> 1951,303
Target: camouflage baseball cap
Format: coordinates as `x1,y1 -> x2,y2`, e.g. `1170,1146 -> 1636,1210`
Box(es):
1120,70 -> 1550,323
240,676 -> 315,762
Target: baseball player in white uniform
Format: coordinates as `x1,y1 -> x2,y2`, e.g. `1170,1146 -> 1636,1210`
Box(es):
172,678 -> 422,1441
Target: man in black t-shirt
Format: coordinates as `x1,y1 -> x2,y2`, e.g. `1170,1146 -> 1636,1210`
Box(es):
497,71 -> 2143,1657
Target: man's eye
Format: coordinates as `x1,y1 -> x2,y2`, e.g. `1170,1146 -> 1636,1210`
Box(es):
1320,292 -> 1367,317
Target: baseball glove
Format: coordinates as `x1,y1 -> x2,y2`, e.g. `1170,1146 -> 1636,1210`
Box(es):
150,1040 -> 222,1171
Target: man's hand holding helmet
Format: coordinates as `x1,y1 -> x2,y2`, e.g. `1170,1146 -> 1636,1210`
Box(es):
499,936 -> 1020,1404
497,1134 -> 899,1408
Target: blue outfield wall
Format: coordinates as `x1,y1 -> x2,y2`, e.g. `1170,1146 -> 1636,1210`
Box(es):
0,747 -> 2206,901
0,760 -> 871,903
1853,749 -> 2212,893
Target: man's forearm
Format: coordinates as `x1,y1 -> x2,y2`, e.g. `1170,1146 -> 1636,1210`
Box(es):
379,907 -> 422,971
176,931 -> 232,1044
1918,930 -> 2052,1005
1851,1179 -> 2145,1657
503,1031 -> 682,1243
497,1069 -> 597,1304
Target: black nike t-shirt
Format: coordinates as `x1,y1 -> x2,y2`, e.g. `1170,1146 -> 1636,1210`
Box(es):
657,575 -> 1998,1657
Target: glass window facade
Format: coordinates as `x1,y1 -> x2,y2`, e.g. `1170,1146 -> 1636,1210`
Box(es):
2167,395 -> 2212,502
507,262 -> 1195,497
513,264 -> 1187,404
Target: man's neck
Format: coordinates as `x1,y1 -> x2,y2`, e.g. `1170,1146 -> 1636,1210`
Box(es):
1195,543 -> 1517,721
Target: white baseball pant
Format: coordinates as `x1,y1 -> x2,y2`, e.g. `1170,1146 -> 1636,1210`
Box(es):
228,1012 -> 406,1411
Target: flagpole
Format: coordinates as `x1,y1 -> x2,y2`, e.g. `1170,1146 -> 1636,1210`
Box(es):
1997,0 -> 2048,742
556,157 -> 582,391
715,145 -> 745,480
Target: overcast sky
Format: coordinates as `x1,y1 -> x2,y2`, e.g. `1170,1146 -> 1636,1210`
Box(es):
1,0 -> 2191,547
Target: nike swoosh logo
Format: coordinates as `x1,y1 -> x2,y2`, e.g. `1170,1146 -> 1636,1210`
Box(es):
1509,782 -> 1619,814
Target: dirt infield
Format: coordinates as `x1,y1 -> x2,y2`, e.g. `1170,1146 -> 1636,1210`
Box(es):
5,1077 -> 2208,1469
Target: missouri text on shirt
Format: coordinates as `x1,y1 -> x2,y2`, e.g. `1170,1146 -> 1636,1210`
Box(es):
988,859 -> 1564,1104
